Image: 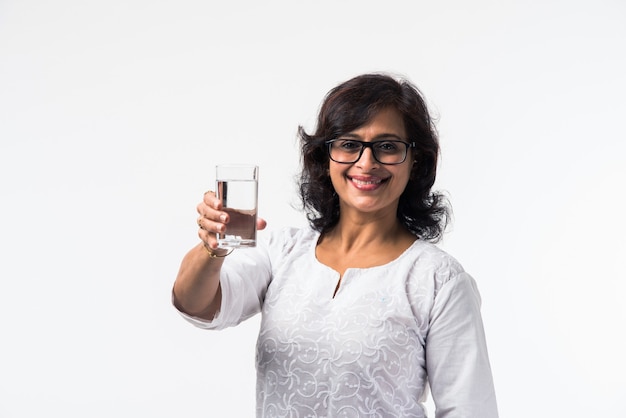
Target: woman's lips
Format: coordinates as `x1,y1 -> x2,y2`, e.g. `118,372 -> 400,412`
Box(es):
348,175 -> 388,190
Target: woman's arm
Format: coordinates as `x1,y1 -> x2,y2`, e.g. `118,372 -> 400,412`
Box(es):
173,242 -> 226,320
426,273 -> 499,418
172,191 -> 266,320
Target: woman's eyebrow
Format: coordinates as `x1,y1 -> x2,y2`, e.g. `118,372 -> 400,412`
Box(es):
339,133 -> 405,141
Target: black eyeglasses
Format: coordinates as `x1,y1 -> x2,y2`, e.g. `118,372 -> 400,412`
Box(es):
326,138 -> 415,165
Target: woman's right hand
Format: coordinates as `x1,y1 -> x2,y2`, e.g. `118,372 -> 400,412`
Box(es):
196,190 -> 229,253
196,191 -> 267,253
173,191 -> 267,319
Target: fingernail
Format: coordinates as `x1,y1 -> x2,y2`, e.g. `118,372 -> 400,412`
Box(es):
220,214 -> 227,222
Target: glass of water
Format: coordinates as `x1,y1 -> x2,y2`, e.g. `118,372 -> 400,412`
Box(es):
215,164 -> 258,248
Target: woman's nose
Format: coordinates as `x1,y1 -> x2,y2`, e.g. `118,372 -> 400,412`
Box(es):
356,147 -> 379,168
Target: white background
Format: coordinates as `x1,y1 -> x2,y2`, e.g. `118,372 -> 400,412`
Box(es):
1,0 -> 625,417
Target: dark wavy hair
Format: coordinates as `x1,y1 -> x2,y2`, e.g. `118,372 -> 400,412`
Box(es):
298,73 -> 450,242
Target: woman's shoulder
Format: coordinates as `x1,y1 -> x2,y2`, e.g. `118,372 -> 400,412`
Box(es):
406,240 -> 467,288
402,241 -> 477,322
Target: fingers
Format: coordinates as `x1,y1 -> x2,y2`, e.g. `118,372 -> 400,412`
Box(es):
197,191 -> 229,250
197,224 -> 219,250
202,190 -> 222,210
197,191 -> 227,221
197,215 -> 226,234
195,191 -> 268,248
197,215 -> 227,250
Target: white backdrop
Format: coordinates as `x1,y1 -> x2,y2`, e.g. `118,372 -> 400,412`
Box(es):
1,1 -> 625,417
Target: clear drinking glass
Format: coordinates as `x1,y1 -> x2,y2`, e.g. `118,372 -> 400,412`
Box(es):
215,164 -> 258,248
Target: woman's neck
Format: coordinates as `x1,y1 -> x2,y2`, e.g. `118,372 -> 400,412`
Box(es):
322,211 -> 412,253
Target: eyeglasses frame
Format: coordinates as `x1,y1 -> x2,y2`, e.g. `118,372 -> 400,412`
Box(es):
325,138 -> 416,165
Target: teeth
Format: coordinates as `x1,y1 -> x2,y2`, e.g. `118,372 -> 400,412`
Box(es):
352,178 -> 381,185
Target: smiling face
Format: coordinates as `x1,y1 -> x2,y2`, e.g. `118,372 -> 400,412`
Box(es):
329,107 -> 413,219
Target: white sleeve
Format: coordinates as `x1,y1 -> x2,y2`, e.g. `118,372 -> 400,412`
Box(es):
177,236 -> 273,330
426,272 -> 499,418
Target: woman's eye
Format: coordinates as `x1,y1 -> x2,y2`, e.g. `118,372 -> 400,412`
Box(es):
338,140 -> 361,150
377,141 -> 399,152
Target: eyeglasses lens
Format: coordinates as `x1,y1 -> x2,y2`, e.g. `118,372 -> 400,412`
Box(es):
328,140 -> 409,165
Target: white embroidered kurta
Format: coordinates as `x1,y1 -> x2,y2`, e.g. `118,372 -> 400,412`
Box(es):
178,227 -> 498,417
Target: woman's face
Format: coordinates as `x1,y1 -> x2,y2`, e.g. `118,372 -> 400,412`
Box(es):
329,107 -> 413,218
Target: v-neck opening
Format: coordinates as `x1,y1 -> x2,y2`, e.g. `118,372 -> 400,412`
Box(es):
311,233 -> 420,298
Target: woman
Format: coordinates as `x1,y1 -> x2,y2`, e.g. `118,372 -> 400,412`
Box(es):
173,73 -> 498,417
